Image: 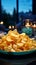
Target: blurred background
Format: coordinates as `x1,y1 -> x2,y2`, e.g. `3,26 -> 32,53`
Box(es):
0,0 -> 36,38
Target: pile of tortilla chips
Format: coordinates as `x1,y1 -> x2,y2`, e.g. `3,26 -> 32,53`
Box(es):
0,29 -> 36,52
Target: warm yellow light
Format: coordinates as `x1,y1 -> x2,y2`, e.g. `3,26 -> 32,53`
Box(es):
32,24 -> 36,28
1,21 -> 3,24
33,24 -> 36,27
9,26 -> 11,29
12,26 -> 14,29
0,22 -> 1,24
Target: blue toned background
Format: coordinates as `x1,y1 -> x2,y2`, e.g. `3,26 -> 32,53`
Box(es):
2,0 -> 32,14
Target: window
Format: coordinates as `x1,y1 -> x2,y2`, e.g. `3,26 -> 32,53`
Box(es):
2,0 -> 16,15
19,0 -> 32,13
19,0 -> 32,22
1,0 -> 16,28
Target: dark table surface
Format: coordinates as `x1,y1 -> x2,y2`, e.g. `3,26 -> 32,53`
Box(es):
0,57 -> 36,65
0,52 -> 36,65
